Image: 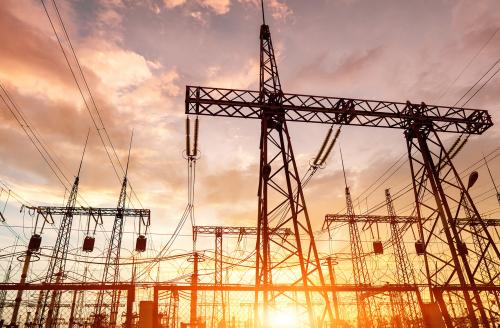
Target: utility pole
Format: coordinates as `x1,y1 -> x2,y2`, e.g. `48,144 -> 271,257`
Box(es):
325,256 -> 340,321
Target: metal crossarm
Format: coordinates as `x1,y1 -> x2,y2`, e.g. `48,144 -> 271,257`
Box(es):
186,86 -> 493,134
193,225 -> 292,237
25,206 -> 150,218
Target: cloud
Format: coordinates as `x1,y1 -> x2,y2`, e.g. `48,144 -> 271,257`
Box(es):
205,58 -> 259,89
79,39 -> 154,91
199,0 -> 231,15
163,0 -> 187,9
268,0 -> 292,21
238,0 -> 292,21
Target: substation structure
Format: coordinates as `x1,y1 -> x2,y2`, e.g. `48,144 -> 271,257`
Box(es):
182,5 -> 498,328
0,3 -> 499,328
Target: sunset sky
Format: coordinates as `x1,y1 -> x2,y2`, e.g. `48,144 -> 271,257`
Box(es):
0,0 -> 499,286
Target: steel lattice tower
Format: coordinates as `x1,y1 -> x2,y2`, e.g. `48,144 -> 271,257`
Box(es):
252,20 -> 334,326
345,186 -> 375,327
33,134 -> 89,328
385,189 -> 422,327
406,123 -> 499,327
185,1 -> 495,326
35,171 -> 81,328
93,174 -> 128,328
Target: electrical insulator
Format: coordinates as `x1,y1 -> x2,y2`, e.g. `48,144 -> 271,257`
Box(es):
415,240 -> 425,255
136,235 -> 147,252
28,234 -> 42,252
82,236 -> 95,252
373,241 -> 383,255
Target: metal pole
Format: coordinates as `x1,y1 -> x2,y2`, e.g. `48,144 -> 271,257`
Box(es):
190,252 -> 199,326
10,250 -> 32,326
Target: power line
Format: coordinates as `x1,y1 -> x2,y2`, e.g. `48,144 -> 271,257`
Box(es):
41,0 -> 144,211
436,26 -> 500,103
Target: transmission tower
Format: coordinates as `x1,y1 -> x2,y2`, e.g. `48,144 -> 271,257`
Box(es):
94,133 -> 134,328
34,133 -> 89,328
185,0 -> 494,326
458,175 -> 499,323
344,181 -> 375,326
385,189 -> 422,327
192,225 -> 292,327
406,122 -> 499,327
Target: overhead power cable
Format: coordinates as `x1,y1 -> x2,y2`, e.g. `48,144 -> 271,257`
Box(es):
436,26 -> 500,103
40,0 -> 144,210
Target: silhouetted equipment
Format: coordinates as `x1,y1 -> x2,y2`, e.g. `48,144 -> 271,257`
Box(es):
313,126 -> 341,166
82,236 -> 95,253
82,205 -> 103,252
467,171 -> 479,190
185,5 -> 496,322
95,131 -> 139,328
136,235 -> 147,253
135,207 -> 150,253
415,240 -> 425,256
186,116 -> 200,158
373,241 -> 384,255
28,234 -> 42,252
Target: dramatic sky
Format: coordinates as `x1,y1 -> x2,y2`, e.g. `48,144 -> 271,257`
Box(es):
0,0 -> 499,286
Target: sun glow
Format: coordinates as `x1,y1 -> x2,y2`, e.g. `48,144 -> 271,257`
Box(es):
268,308 -> 300,328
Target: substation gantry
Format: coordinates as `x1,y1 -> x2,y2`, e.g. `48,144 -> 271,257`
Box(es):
184,3 -> 497,326
191,225 -> 292,327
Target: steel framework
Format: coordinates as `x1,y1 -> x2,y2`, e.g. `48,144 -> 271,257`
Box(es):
344,186 -> 376,327
184,3 -> 494,327
385,189 -> 423,327
406,124 -> 499,327
35,172 -> 80,328
192,225 -> 293,327
93,175 -> 129,328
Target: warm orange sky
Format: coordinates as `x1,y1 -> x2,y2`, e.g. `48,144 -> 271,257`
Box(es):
0,0 -> 499,286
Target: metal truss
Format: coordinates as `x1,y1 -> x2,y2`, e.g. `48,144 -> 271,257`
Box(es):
324,215 -> 498,228
186,86 -> 492,134
184,3 -> 495,327
192,225 -> 293,326
95,176 -> 130,328
24,205 -> 150,219
386,189 -> 423,327
193,225 -> 292,238
406,123 -> 499,327
344,187 -> 376,327
35,175 -> 80,328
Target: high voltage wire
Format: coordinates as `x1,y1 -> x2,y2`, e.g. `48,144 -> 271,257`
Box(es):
436,26 -> 500,103
40,0 -> 144,211
0,83 -> 79,199
336,53 -> 500,218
